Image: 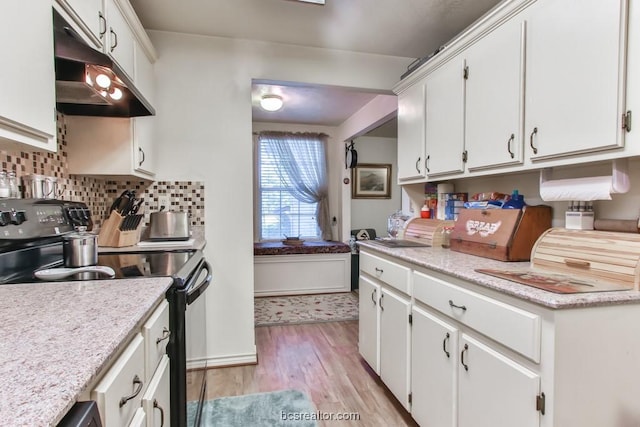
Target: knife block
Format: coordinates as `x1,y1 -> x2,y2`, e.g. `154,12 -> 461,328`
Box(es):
98,210 -> 144,247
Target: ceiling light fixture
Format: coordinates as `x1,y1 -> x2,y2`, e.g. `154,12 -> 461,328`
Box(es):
260,95 -> 284,112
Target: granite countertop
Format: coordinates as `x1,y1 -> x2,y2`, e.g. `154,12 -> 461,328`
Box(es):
98,226 -> 206,253
0,277 -> 173,426
358,241 -> 640,309
254,240 -> 350,256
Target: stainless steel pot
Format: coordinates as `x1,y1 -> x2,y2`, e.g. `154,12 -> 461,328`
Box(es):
149,210 -> 191,241
63,229 -> 98,267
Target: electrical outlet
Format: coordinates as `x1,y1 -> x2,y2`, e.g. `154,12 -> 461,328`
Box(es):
158,195 -> 170,210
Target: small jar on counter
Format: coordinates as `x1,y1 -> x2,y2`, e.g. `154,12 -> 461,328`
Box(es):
0,171 -> 9,198
7,171 -> 19,198
440,226 -> 453,249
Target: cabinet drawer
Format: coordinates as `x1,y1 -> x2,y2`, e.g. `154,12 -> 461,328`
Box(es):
360,251 -> 411,294
142,300 -> 170,382
413,271 -> 541,362
92,334 -> 146,427
142,355 -> 171,427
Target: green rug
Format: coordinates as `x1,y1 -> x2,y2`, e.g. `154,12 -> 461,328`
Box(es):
188,389 -> 318,426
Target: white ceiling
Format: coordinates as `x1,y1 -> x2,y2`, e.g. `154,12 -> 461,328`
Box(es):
130,0 -> 502,130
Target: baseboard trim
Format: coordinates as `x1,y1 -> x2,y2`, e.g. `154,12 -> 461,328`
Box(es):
187,348 -> 258,370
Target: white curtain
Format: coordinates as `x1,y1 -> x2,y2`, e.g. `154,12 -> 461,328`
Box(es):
258,131 -> 331,240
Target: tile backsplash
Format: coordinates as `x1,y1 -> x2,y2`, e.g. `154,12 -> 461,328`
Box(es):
0,115 -> 205,228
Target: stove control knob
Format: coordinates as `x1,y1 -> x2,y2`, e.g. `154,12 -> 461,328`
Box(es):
10,210 -> 26,225
0,211 -> 10,226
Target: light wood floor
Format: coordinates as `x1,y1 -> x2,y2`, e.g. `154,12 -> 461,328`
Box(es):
200,320 -> 418,426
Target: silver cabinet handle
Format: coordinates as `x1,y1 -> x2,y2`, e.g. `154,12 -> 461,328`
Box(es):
507,133 -> 515,158
110,28 -> 118,52
139,147 -> 145,166
425,154 -> 430,173
119,375 -> 143,407
153,399 -> 166,427
415,157 -> 421,173
156,327 -> 171,345
449,299 -> 467,311
371,289 -> 377,306
374,267 -> 383,274
380,293 -> 384,311
529,127 -> 538,154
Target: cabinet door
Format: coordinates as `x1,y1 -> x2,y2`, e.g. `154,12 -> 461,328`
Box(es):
61,0 -> 105,46
397,83 -> 427,181
411,306 -> 458,427
133,117 -> 156,176
379,287 -> 411,409
524,0 -> 627,160
142,355 -> 171,427
465,18 -> 524,171
92,334 -> 146,427
358,275 -> 380,374
0,0 -> 56,152
425,56 -> 466,177
458,334 -> 540,427
105,0 -> 136,80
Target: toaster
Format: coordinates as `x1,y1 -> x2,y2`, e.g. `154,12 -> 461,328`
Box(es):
148,211 -> 191,241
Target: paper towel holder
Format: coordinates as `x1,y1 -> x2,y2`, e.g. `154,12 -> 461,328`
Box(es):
539,159 -> 630,201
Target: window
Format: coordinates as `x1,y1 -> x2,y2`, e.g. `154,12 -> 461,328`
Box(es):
257,135 -> 325,240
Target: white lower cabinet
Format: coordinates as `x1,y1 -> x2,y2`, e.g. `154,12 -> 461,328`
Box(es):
90,302 -> 170,426
379,286 -> 411,410
129,408 -> 147,427
358,250 -> 412,410
92,334 -> 146,427
142,355 -> 171,427
411,305 -> 458,427
458,334 -> 540,427
358,275 -> 380,374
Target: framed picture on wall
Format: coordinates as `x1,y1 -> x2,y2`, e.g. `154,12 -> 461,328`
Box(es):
352,163 -> 391,199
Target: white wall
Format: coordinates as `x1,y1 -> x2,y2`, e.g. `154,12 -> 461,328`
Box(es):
350,136 -> 400,237
148,30 -> 411,365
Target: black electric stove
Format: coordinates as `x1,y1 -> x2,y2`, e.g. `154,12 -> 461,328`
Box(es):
0,199 -> 210,427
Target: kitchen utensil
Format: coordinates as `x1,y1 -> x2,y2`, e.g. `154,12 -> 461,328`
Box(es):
34,265 -> 115,280
22,174 -> 58,199
63,228 -> 98,267
109,190 -> 135,214
149,210 -> 191,241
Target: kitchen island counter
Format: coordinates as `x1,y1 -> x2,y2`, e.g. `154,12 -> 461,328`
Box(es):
0,277 -> 172,426
358,240 -> 640,309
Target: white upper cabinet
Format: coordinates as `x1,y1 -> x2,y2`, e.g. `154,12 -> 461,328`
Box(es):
104,0 -> 136,81
397,83 -> 426,181
58,0 -> 105,48
524,0 -> 628,160
465,18 -> 525,171
425,56 -> 466,177
0,0 -> 57,152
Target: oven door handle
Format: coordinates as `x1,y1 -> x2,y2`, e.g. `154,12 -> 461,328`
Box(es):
186,259 -> 212,305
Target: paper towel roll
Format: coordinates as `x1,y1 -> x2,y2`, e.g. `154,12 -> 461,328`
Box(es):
540,176 -> 615,201
539,160 -> 630,202
437,183 -> 454,220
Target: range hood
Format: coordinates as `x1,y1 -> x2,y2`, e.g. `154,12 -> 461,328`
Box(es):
53,10 -> 154,117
